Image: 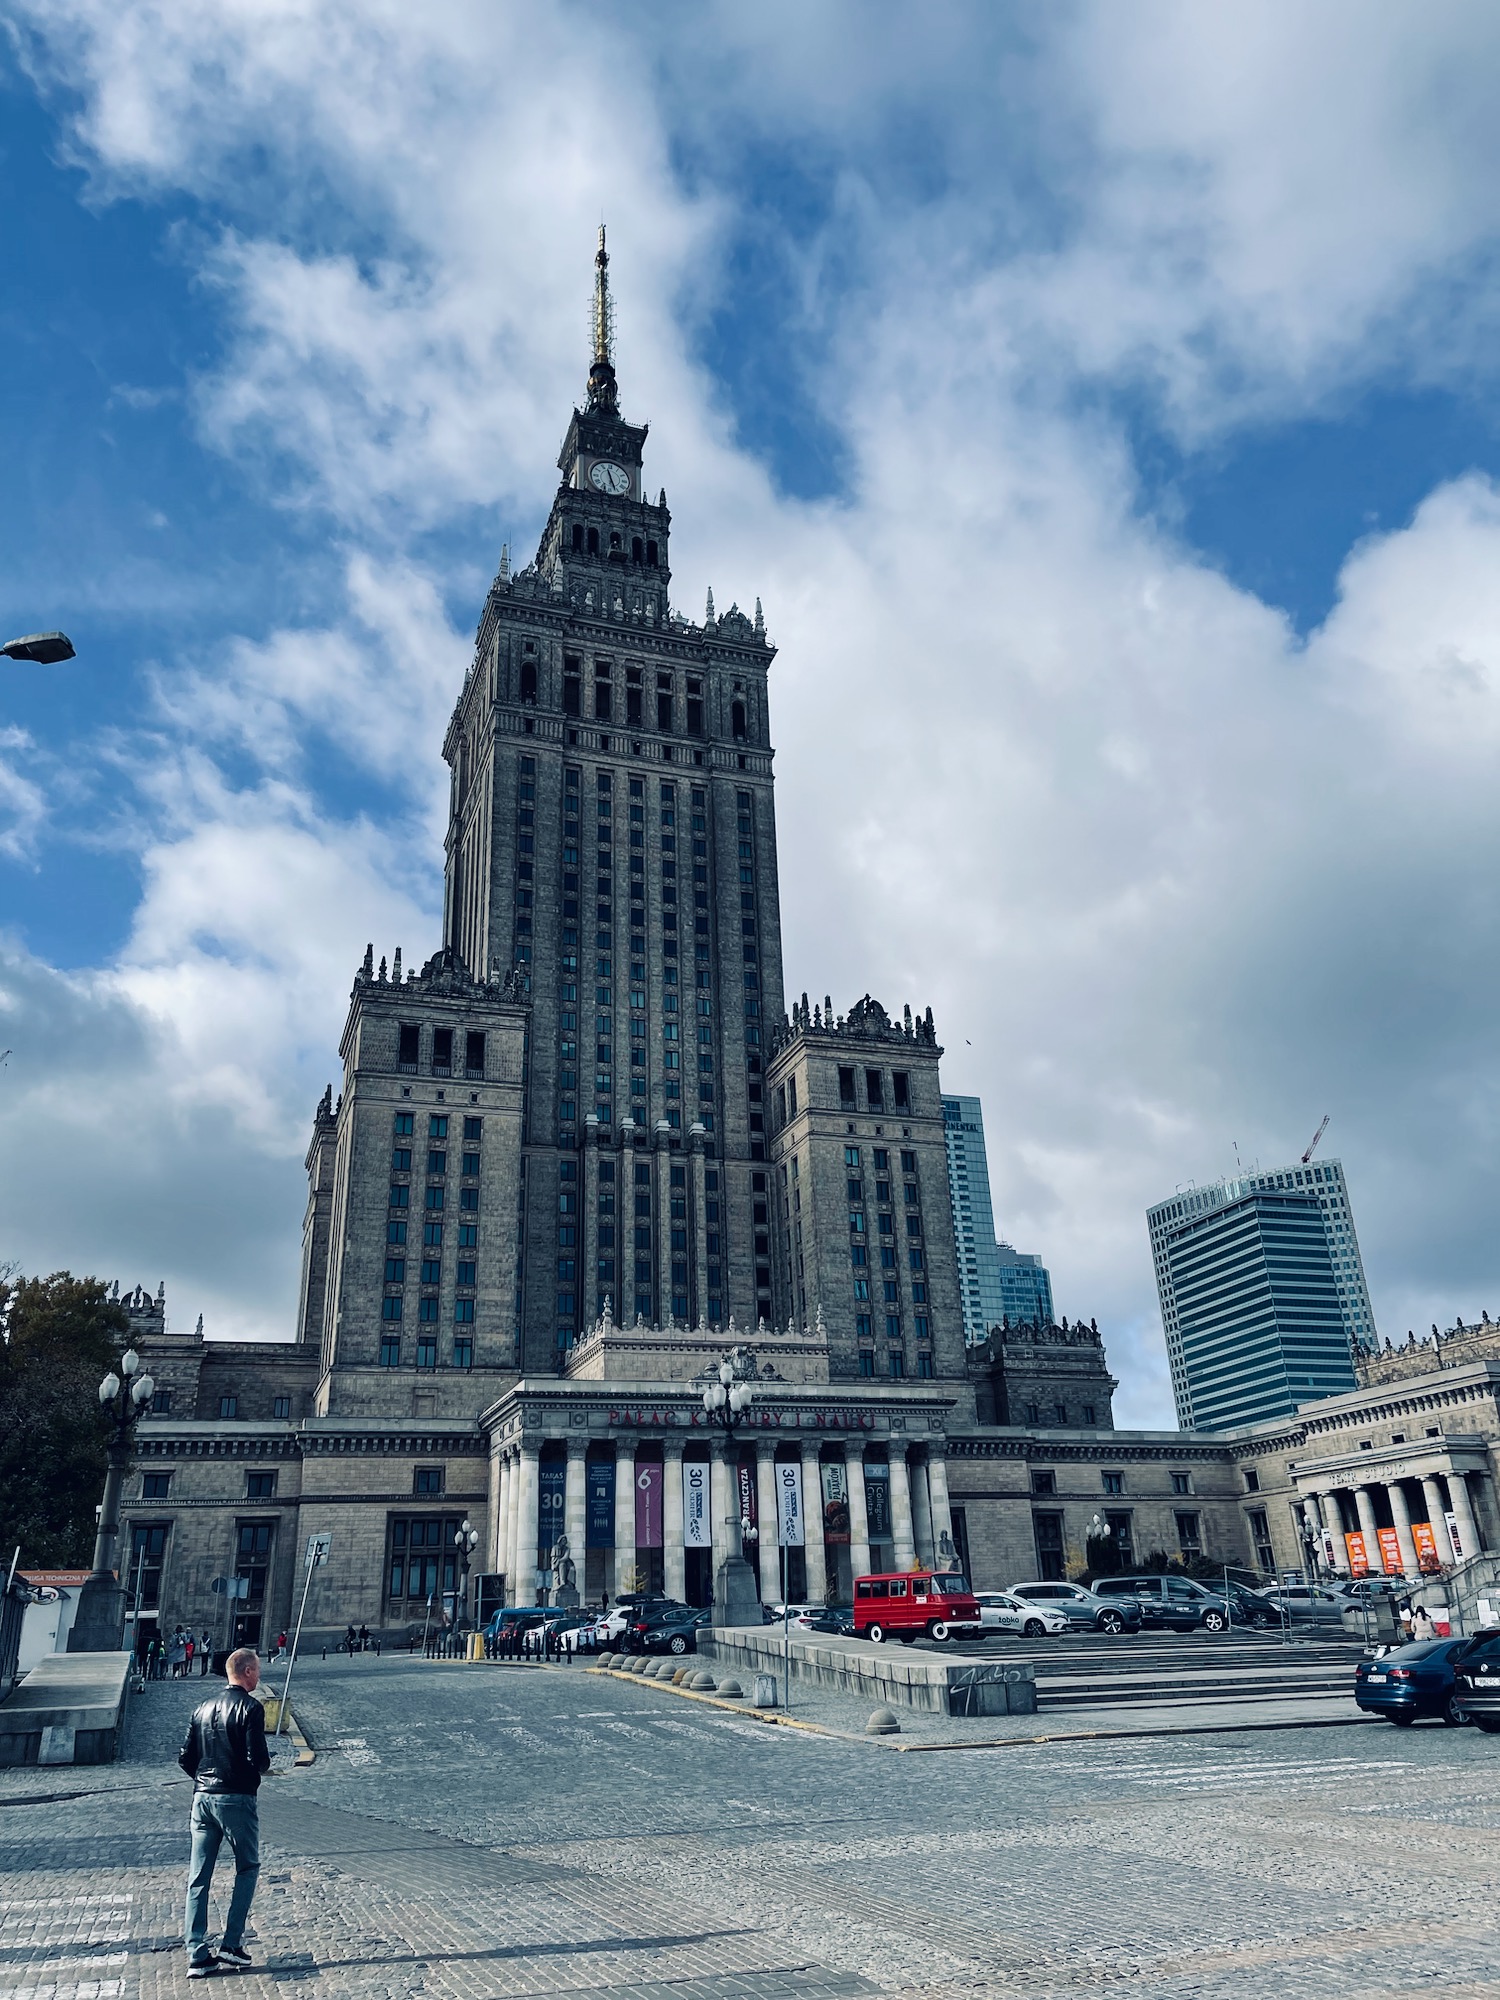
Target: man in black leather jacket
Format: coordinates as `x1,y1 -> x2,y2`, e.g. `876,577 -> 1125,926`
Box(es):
178,1647 -> 271,1976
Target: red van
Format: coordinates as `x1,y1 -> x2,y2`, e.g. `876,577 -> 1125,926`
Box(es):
853,1571 -> 982,1643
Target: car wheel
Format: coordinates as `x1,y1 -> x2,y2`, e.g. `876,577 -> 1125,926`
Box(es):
1098,1611 -> 1125,1636
1022,1618 -> 1046,1638
1203,1611 -> 1227,1634
1443,1692 -> 1466,1727
1474,1716 -> 1500,1734
867,1622 -> 885,1644
928,1620 -> 950,1642
1388,1711 -> 1416,1726
669,1635 -> 687,1655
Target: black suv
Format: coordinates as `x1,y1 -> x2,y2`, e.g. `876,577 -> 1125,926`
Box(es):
1452,1628 -> 1500,1731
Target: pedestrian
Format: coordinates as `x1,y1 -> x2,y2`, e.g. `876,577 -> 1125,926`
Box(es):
184,1635 -> 195,1676
359,1624 -> 369,1653
178,1646 -> 269,1978
200,1632 -> 213,1676
344,1623 -> 356,1656
276,1630 -> 288,1662
1411,1603 -> 1436,1642
170,1629 -> 188,1679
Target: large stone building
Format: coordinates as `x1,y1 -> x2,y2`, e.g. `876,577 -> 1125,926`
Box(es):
111,241 -> 1500,1653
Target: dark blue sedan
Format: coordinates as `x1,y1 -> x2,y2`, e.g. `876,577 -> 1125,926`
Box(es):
1354,1638 -> 1470,1726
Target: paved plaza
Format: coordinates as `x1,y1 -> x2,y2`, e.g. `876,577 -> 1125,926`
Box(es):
3,1654 -> 1499,1999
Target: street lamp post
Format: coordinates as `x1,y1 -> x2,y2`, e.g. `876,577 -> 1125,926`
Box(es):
453,1518 -> 479,1650
701,1350 -> 762,1626
69,1349 -> 155,1653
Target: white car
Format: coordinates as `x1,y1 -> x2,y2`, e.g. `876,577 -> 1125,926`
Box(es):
974,1591 -> 1068,1637
593,1607 -> 633,1643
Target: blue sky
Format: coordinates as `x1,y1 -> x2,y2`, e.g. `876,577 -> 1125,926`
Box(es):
6,2 -> 1500,1423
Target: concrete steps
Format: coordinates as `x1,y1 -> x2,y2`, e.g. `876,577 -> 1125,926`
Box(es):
1019,1636 -> 1362,1710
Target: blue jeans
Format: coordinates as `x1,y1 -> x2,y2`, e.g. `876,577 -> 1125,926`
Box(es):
185,1791 -> 260,1958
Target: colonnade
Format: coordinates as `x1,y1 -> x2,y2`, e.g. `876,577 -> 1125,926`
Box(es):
1298,1468 -> 1484,1577
489,1432 -> 955,1608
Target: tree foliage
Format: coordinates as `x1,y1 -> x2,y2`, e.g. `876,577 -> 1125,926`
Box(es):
0,1273 -> 129,1567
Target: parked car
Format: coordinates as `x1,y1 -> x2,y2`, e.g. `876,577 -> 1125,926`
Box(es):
973,1591 -> 1069,1638
794,1607 -> 856,1638
1220,1581 -> 1281,1627
1355,1637 -> 1471,1726
595,1597 -> 686,1646
853,1570 -> 982,1643
1093,1576 -> 1231,1633
1008,1581 -> 1142,1635
1452,1627 -> 1500,1732
630,1610 -> 713,1656
1259,1583 -> 1350,1624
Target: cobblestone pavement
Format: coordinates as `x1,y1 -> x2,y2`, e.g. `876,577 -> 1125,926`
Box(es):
3,1654 -> 1498,1999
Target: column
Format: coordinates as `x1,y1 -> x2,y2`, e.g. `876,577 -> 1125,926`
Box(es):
613,1438 -> 637,1598
689,1128 -> 709,1328
710,1439 -> 734,1588
663,1439 -> 686,1604
889,1449 -> 917,1571
800,1444 -> 827,1606
910,1456 -> 934,1568
757,1443 -> 780,1602
653,1123 -> 673,1323
503,1448 -> 520,1602
565,1441 -> 588,1584
926,1453 -> 955,1565
514,1445 -> 540,1606
847,1450 -> 871,1580
492,1449 -> 511,1576
1385,1480 -> 1420,1578
1421,1476 -> 1457,1563
1447,1470 -> 1481,1562
1320,1492 -> 1351,1574
1354,1485 -> 1381,1570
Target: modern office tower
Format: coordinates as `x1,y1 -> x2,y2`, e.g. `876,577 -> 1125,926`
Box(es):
942,1095 -> 1055,1339
1148,1156 -> 1367,1430
994,1243 -> 1055,1327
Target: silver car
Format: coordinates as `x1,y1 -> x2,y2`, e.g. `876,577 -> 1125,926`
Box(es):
974,1591 -> 1069,1637
1009,1581 -> 1142,1635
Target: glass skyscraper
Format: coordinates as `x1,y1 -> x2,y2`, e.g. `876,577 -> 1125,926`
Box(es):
942,1095 -> 1055,1341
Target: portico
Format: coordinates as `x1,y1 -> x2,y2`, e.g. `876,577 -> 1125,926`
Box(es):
1290,1433 -> 1492,1579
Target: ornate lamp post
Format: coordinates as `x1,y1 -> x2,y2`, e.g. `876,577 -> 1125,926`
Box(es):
453,1517 -> 479,1640
69,1349 -> 155,1653
700,1350 -> 762,1626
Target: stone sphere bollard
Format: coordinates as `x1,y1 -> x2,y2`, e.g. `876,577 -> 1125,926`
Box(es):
672,1665 -> 693,1684
597,1652 -> 615,1668
689,1670 -> 716,1691
715,1677 -> 744,1699
752,1673 -> 779,1707
630,1657 -> 649,1674
865,1706 -> 901,1735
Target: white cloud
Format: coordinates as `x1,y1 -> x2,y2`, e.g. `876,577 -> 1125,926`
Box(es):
9,1 -> 1500,1426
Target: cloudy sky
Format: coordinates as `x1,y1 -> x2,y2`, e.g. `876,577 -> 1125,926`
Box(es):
5,3 -> 1500,1423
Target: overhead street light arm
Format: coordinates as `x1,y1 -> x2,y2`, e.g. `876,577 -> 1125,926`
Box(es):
2,631 -> 76,665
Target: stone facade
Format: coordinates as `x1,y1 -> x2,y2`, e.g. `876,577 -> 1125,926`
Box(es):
105,244 -> 1500,1651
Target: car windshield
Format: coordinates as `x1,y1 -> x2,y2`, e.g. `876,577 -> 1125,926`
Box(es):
932,1575 -> 970,1595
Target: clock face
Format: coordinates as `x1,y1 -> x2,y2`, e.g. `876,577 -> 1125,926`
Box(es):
589,459 -> 630,496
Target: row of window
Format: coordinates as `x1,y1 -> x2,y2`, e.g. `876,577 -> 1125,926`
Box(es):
1029,1468 -> 1193,1496
196,1394 -> 293,1421
856,1351 -> 936,1378
379,1334 -> 475,1369
142,1470 -> 279,1500
394,1026 -> 487,1078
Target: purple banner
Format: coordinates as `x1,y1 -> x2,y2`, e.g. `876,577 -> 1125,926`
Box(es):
635,1461 -> 663,1549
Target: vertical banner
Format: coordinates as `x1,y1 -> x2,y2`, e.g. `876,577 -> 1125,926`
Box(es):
538,1460 -> 567,1556
1376,1527 -> 1403,1576
1411,1521 -> 1442,1573
864,1462 -> 892,1540
683,1459 -> 711,1548
635,1461 -> 664,1549
1445,1510 -> 1465,1559
1344,1530 -> 1371,1577
776,1460 -> 804,1547
737,1457 -> 757,1531
586,1457 -> 615,1549
821,1460 -> 850,1545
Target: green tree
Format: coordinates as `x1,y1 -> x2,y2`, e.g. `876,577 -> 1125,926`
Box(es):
0,1273 -> 129,1567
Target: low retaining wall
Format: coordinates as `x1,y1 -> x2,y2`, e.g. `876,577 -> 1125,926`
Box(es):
701,1628 -> 1036,1717
0,1651 -> 132,1767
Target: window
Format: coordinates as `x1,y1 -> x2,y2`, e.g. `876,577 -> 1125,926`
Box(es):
423,1221 -> 443,1249
246,1472 -> 277,1500
273,1396 -> 292,1420
916,1352 -> 934,1378
1031,1471 -> 1056,1496
151,1388 -> 173,1413
888,1352 -> 905,1379
429,1115 -> 448,1138
234,1521 -> 274,1607
387,1220 -> 408,1245
1248,1507 -> 1274,1572
394,1112 -> 414,1136
454,1298 -> 475,1323
380,1334 -> 401,1367
456,1260 -> 476,1286
1032,1511 -> 1065,1581
417,1335 -> 438,1369
142,1472 -> 172,1499
431,1028 -> 453,1074
1170,1471 -> 1193,1495
1243,1467 -> 1261,1493
885,1314 -> 901,1339
858,1351 -> 875,1377
465,1032 -> 486,1076
901,1150 -> 916,1173
426,1185 -> 445,1211
428,1149 -> 447,1175
1081,1404 -> 1096,1425
413,1467 -> 445,1495
129,1523 -> 169,1609
463,1115 -> 482,1141
865,1068 -> 884,1110
453,1335 -> 473,1369
892,1072 -> 910,1110
839,1068 -> 856,1109
844,1146 -> 861,1167
389,1184 -> 410,1209
419,1257 -> 440,1285
1175,1512 -> 1202,1558
418,1296 -> 439,1323
218,1396 -> 238,1419
398,1023 -> 420,1069
382,1297 -> 403,1321
386,1256 -> 407,1283
1101,1470 -> 1125,1495
1104,1512 -> 1134,1563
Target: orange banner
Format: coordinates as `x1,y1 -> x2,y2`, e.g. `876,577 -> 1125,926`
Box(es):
1376,1527 -> 1404,1575
1344,1531 -> 1371,1577
1411,1521 -> 1443,1574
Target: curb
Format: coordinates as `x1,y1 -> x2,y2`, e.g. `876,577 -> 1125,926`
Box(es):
260,1696 -> 315,1767
588,1667 -> 1382,1751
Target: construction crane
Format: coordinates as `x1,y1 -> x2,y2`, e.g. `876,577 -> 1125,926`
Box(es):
1301,1114 -> 1330,1165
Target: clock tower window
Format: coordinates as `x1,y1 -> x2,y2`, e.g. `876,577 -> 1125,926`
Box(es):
587,526 -> 600,556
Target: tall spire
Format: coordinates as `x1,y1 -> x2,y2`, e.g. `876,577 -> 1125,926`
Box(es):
587,224 -> 619,415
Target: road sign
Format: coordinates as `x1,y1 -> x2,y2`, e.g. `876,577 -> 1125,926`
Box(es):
305,1533 -> 332,1567
210,1575 -> 249,1598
